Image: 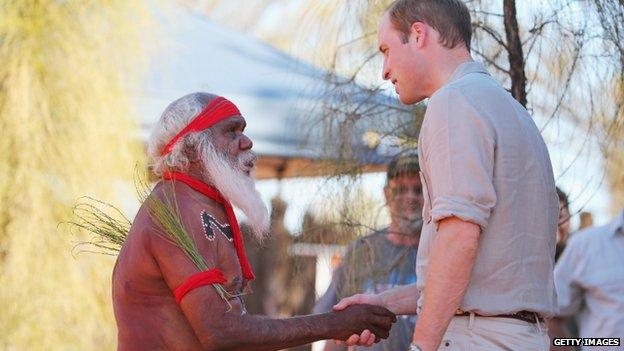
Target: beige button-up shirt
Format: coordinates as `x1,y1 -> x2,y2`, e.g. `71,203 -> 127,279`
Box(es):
416,62 -> 559,317
554,212 -> 624,344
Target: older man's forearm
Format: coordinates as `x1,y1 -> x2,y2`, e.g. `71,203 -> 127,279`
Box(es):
411,217 -> 480,351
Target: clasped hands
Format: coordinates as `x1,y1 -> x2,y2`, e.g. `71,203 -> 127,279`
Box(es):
332,293 -> 388,347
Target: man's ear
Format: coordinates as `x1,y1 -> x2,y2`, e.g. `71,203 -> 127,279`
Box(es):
410,22 -> 427,48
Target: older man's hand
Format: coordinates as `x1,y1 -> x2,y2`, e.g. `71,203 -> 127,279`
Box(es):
332,293 -> 385,346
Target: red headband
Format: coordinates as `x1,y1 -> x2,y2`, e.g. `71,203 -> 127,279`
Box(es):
161,96 -> 241,156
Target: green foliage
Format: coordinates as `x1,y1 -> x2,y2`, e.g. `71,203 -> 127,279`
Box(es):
70,197 -> 131,256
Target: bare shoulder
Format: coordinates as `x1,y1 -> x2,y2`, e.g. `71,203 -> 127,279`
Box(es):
146,181 -> 244,292
113,182 -> 222,289
157,181 -> 227,223
112,190 -> 170,307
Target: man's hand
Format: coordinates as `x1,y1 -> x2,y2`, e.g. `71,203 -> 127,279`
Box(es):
331,294 -> 385,347
333,293 -> 384,312
327,304 -> 396,346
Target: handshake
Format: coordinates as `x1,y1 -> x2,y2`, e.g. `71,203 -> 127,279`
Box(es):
327,293 -> 394,348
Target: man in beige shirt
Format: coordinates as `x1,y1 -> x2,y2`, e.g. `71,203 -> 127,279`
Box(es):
334,1 -> 558,350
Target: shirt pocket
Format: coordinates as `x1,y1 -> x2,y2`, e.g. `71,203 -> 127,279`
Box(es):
419,171 -> 432,224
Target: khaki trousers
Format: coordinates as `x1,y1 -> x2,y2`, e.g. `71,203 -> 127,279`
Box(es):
438,313 -> 550,351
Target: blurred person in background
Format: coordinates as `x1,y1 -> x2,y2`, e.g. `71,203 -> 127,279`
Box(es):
555,186 -> 572,262
313,152 -> 423,351
550,186 -> 580,348
550,176 -> 624,350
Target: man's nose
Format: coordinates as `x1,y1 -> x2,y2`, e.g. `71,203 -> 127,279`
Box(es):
382,62 -> 390,81
398,194 -> 423,206
239,134 -> 253,150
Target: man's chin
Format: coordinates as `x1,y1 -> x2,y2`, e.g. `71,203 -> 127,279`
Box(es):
240,166 -> 253,178
398,93 -> 425,105
245,170 -> 258,181
398,218 -> 423,234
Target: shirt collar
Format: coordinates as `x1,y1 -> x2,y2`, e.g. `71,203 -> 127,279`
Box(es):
446,61 -> 491,85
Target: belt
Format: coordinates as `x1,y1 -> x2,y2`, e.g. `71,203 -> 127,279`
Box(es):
455,309 -> 544,324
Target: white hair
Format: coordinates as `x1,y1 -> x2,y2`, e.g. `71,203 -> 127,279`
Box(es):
147,92 -> 218,176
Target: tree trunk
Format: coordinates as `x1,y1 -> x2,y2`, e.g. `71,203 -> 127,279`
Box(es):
503,0 -> 528,107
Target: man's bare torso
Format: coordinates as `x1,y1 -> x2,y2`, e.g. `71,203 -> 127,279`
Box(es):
112,182 -> 247,350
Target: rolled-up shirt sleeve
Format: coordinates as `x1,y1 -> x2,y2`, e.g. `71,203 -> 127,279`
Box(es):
421,87 -> 497,230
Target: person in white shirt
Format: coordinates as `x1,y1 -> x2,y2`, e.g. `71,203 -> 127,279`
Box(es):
552,209 -> 624,349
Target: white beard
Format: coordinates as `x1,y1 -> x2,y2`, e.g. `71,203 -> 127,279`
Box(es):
198,140 -> 270,243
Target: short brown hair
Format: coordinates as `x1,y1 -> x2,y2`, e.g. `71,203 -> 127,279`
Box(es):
556,186 -> 569,211
386,151 -> 420,181
386,0 -> 472,49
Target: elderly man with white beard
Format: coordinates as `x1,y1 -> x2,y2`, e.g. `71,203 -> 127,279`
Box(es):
111,92 -> 396,351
